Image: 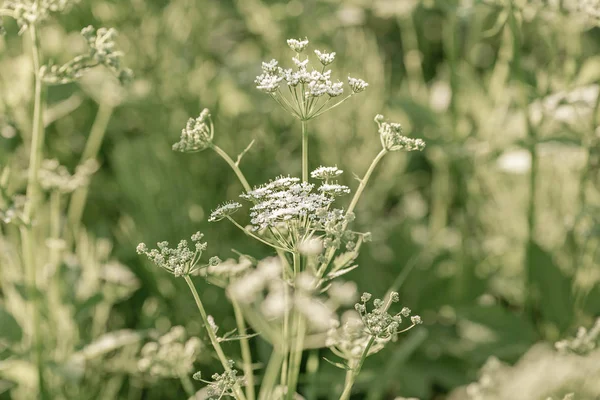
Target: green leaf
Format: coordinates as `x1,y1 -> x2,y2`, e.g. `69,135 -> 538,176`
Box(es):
0,306 -> 22,344
527,241 -> 574,333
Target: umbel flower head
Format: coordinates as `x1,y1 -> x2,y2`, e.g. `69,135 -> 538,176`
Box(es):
208,201 -> 243,222
354,292 -> 422,339
172,109 -> 214,152
239,175 -> 350,233
255,37 -> 368,120
193,360 -> 244,398
41,25 -> 133,85
375,114 -> 426,152
136,232 -> 208,277
3,0 -> 79,33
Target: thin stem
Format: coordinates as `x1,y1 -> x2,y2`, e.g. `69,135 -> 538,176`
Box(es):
184,276 -> 247,400
67,103 -> 113,242
226,217 -> 291,253
301,120 -> 308,182
258,351 -> 284,400
18,24 -> 48,400
317,149 -> 388,278
285,315 -> 306,400
23,26 -> 45,221
179,374 -> 196,399
338,336 -> 375,400
232,299 -> 255,400
346,149 -> 387,217
48,191 -> 61,269
310,94 -> 353,119
212,144 -> 252,192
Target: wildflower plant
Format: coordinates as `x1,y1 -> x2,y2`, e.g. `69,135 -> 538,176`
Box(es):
0,3 -> 133,399
136,36 -> 425,399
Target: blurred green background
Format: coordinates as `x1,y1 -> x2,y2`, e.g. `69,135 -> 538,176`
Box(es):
1,0 -> 600,399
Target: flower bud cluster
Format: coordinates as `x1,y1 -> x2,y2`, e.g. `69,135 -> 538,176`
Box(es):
39,159 -> 98,193
138,326 -> 202,378
375,114 -> 426,152
208,201 -> 242,222
41,26 -> 132,85
326,311 -> 387,361
3,0 -> 78,32
136,232 -> 208,277
193,360 -> 244,398
172,109 -> 214,152
354,292 -> 422,339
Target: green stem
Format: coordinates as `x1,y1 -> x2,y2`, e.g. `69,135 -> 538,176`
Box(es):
179,374 -> 196,399
317,149 -> 388,278
301,120 -> 308,182
226,217 -> 291,252
49,191 -> 61,268
232,299 -> 255,400
338,336 -> 375,400
67,103 -> 113,242
212,144 -> 251,192
346,149 -> 387,217
18,24 -> 48,400
184,276 -> 247,400
258,350 -> 284,400
285,315 -> 306,400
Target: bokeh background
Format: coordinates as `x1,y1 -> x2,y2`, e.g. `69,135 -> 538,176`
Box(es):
1,0 -> 600,399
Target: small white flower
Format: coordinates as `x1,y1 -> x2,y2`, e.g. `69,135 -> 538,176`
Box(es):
287,38 -> 309,52
348,76 -> 369,93
327,81 -> 344,97
292,56 -> 309,69
411,315 -> 422,325
314,49 -> 336,65
208,201 -> 242,222
261,59 -> 279,73
306,80 -> 329,98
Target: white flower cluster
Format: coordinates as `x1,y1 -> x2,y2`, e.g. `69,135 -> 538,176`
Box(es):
314,49 -> 336,66
375,114 -> 426,152
287,37 -> 309,53
39,159 -> 98,193
239,175 -> 348,232
255,37 -> 368,119
348,76 -> 369,93
138,326 -> 202,378
354,292 -> 422,339
172,109 -> 214,152
311,165 -> 343,180
3,0 -> 79,32
41,25 -> 133,85
136,232 -> 208,277
193,360 -> 244,399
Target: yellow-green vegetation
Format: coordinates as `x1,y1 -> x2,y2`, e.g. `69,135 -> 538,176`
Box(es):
1,1 -> 599,399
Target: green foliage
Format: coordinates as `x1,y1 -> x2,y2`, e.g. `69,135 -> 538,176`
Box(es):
1,0 -> 600,399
